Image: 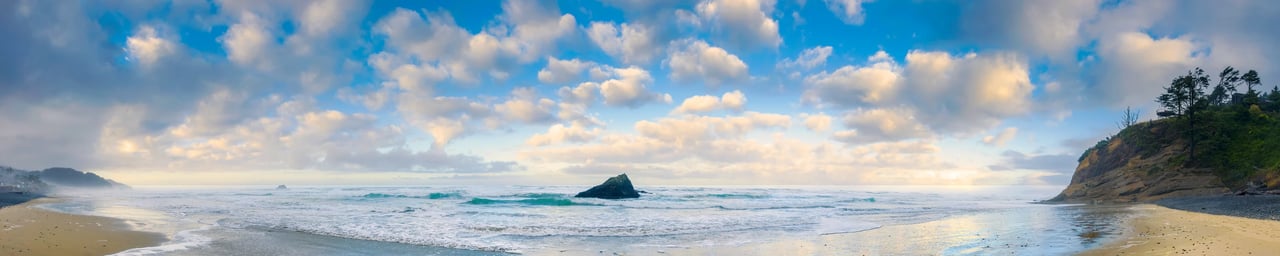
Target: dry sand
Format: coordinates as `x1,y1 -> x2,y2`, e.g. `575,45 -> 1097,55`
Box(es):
0,198 -> 164,256
1083,204 -> 1280,256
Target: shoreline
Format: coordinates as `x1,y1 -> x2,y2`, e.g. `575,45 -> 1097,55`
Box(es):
1081,203 -> 1280,255
0,198 -> 166,255
1157,194 -> 1280,221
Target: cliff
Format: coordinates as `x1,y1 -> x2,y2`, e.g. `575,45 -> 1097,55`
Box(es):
1049,122 -> 1224,203
1049,111 -> 1280,203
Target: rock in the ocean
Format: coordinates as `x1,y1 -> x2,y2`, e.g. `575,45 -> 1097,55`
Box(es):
575,174 -> 640,199
276,185 -> 288,190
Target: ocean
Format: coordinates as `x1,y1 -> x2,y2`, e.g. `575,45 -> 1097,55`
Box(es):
36,185 -> 1132,255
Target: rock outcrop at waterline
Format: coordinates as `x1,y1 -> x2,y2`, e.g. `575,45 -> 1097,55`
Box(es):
575,174 -> 641,199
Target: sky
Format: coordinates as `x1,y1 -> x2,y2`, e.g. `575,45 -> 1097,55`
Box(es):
2,0 -> 1279,186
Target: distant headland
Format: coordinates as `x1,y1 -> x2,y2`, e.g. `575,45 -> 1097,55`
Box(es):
1,166 -> 130,206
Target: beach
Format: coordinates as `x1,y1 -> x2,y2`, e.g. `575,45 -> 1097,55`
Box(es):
1083,202 -> 1280,256
0,198 -> 164,256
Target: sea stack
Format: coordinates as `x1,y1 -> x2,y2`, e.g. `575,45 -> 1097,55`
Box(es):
575,174 -> 640,199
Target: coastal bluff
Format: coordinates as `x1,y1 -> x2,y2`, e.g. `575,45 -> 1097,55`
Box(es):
1048,119 -> 1274,204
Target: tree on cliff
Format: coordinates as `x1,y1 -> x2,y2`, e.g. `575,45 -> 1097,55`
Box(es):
1156,68 -> 1210,159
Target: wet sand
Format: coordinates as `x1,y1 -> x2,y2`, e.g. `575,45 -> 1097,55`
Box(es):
0,198 -> 165,256
531,205 -> 1133,255
1083,204 -> 1280,256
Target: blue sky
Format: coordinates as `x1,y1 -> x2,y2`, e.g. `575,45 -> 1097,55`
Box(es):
2,0 -> 1278,186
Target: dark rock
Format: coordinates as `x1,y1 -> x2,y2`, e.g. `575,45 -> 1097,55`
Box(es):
276,185 -> 288,190
575,174 -> 640,199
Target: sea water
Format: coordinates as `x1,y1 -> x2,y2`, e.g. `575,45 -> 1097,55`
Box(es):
35,185 -> 1130,255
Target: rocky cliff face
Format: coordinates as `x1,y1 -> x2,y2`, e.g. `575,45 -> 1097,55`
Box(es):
1049,124 -> 1229,203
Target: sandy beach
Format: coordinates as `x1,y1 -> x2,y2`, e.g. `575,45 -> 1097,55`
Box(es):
0,198 -> 164,256
1083,204 -> 1280,256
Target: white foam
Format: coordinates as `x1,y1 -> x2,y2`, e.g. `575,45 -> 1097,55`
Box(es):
109,224 -> 214,256
66,185 -> 1048,252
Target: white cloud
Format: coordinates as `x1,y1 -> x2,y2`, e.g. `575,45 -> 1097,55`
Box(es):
499,0 -> 578,62
527,123 -> 602,146
1089,32 -> 1200,107
825,0 -> 870,25
667,39 -> 749,85
597,66 -> 673,108
495,87 -> 557,124
537,57 -> 593,84
220,13 -> 276,70
981,127 -> 1018,147
694,0 -> 782,50
803,51 -> 901,106
802,113 -> 833,132
296,0 -> 362,38
805,50 -> 1035,135
557,82 -> 600,105
961,0 -> 1100,59
368,52 -> 449,94
833,108 -> 930,143
778,46 -> 833,70
720,90 -> 747,111
673,95 -> 720,114
373,2 -> 577,83
671,90 -> 749,114
586,22 -> 662,65
125,25 -> 177,67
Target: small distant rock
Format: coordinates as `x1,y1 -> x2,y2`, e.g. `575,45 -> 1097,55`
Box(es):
575,174 -> 640,199
276,185 -> 288,190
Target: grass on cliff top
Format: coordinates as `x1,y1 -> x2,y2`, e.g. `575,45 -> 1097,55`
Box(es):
1085,105 -> 1280,189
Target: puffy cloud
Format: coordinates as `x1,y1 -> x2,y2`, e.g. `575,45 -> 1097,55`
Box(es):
586,22 -> 662,65
526,123 -> 602,146
802,113 -> 833,132
825,0 -> 870,25
557,82 -> 600,105
981,127 -> 1018,147
368,52 -> 450,93
805,50 -> 1035,135
373,8 -> 471,63
961,0 -> 1100,59
833,108 -> 930,143
671,90 -> 748,114
124,25 -> 177,67
494,88 -> 557,124
694,0 -> 782,50
297,0 -> 357,37
1087,32 -> 1200,107
373,1 -> 577,83
778,46 -> 833,70
498,0 -> 578,62
597,66 -> 673,108
803,52 -> 901,106
720,90 -> 747,111
537,57 -> 593,84
220,13 -> 277,70
667,39 -> 749,86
